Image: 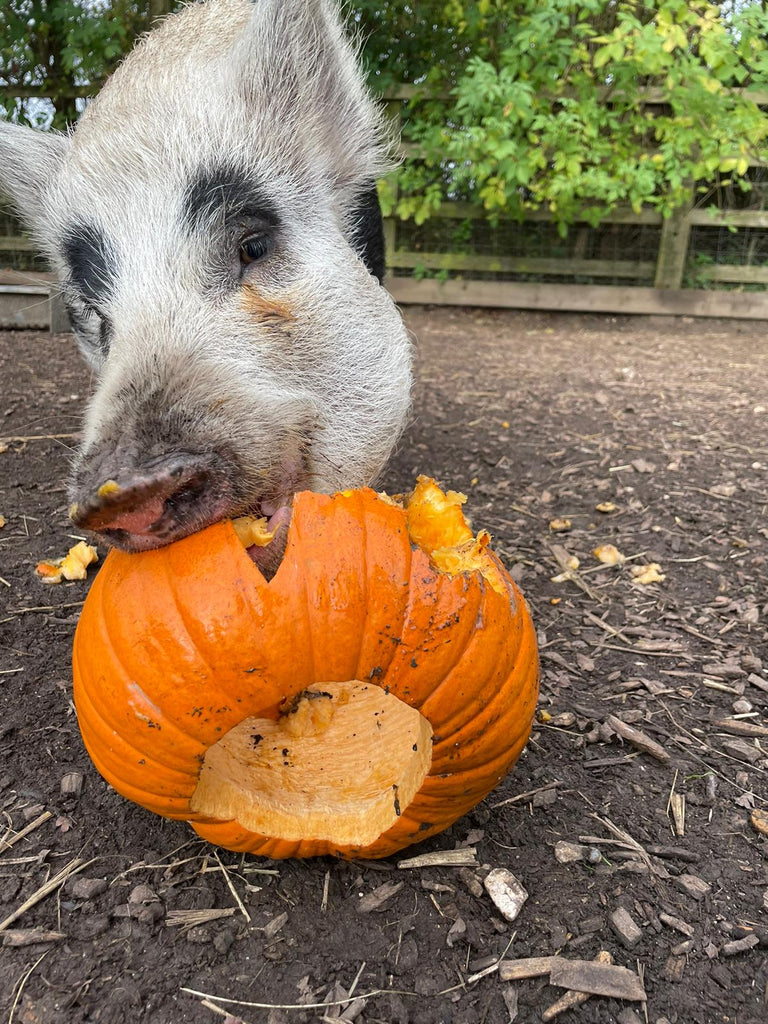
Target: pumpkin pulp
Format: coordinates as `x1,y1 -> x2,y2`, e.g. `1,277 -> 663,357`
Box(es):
190,681 -> 433,846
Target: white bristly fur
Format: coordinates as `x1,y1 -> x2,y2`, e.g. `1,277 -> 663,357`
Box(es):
0,0 -> 411,529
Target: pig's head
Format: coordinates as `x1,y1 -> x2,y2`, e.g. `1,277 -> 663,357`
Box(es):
0,0 -> 411,554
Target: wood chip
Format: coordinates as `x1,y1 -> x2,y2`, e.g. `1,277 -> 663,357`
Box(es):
2,928 -> 66,946
609,907 -> 643,949
712,718 -> 768,738
676,874 -> 712,900
750,809 -> 768,836
549,958 -> 646,1001
357,881 -> 404,913
720,737 -> 763,764
542,952 -> 613,1021
722,933 -> 759,956
397,848 -> 477,869
605,714 -> 670,763
659,912 -> 695,937
498,956 -> 555,981
60,771 -> 84,797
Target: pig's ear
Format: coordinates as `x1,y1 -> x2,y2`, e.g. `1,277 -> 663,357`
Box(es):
0,121 -> 69,224
232,0 -> 393,193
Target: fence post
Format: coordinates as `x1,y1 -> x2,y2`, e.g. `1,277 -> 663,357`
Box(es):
148,0 -> 174,24
654,193 -> 693,290
382,96 -> 402,270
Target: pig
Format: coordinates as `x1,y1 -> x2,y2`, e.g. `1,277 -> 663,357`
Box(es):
0,0 -> 412,563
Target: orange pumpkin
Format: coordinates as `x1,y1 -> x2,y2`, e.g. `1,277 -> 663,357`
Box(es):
73,478 -> 539,859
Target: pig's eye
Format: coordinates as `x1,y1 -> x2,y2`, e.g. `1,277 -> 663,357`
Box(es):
239,234 -> 271,266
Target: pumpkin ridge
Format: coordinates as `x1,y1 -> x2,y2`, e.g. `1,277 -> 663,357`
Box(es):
74,667 -> 199,786
349,491 -> 369,680
381,551 -> 483,708
409,582 -> 491,715
430,677 -> 538,774
87,566 -> 209,770
285,510 -> 318,685
159,551 -> 218,685
423,591 -> 524,740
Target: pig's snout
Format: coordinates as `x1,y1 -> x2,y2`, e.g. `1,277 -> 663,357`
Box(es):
69,452 -> 234,552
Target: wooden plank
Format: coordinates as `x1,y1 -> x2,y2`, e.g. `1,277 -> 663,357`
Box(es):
0,235 -> 36,251
689,209 -> 768,229
0,290 -> 51,329
387,250 -> 655,279
654,197 -> 693,289
697,264 -> 768,285
385,203 -> 663,225
386,277 -> 768,320
380,86 -> 768,106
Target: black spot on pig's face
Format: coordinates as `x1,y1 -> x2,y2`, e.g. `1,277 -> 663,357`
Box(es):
182,164 -> 279,236
61,222 -> 119,311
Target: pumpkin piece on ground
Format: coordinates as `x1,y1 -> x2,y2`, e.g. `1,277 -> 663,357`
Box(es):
36,541 -> 98,584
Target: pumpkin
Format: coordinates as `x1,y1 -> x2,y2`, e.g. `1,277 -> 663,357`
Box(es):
73,477 -> 539,859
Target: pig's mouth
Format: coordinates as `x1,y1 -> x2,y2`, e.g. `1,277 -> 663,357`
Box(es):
69,452 -> 297,566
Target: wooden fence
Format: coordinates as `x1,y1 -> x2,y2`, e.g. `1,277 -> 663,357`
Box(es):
381,86 -> 768,319
383,203 -> 768,319
2,85 -> 768,324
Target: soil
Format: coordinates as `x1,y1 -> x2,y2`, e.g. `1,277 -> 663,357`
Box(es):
0,306 -> 767,1024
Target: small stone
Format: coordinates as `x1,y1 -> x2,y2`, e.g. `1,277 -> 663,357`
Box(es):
610,907 -> 643,949
732,699 -> 753,714
186,925 -> 212,944
483,869 -> 529,923
587,847 -> 602,865
677,874 -> 711,901
532,787 -> 557,808
554,841 -> 587,864
550,711 -> 576,727
136,901 -> 164,925
213,928 -> 236,954
67,877 -> 108,900
128,884 -> 157,905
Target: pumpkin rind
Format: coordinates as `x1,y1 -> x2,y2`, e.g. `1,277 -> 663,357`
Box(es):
73,487 -> 539,859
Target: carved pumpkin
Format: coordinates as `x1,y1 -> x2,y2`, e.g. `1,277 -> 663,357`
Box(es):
73,478 -> 539,859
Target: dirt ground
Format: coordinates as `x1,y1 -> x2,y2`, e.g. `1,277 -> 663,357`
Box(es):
0,305 -> 767,1024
